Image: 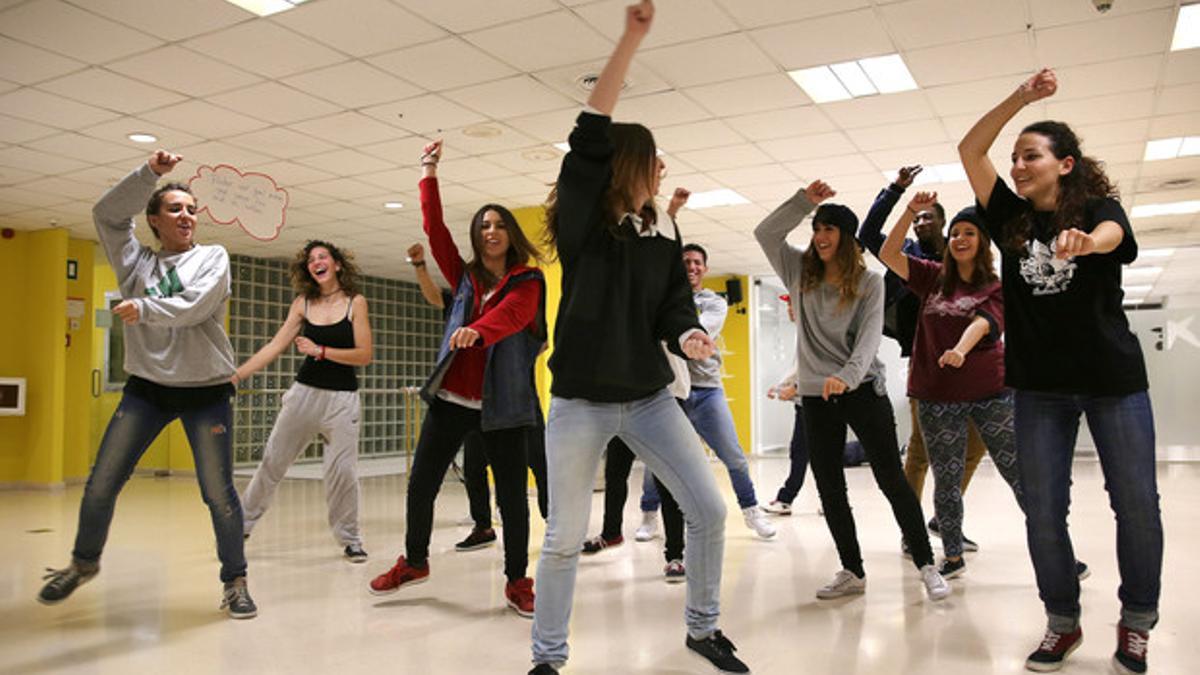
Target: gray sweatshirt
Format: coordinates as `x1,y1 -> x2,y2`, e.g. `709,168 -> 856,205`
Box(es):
754,189 -> 887,398
94,163 -> 236,387
687,287 -> 728,388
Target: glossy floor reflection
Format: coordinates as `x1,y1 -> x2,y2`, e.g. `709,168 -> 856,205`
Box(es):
2,458 -> 1195,674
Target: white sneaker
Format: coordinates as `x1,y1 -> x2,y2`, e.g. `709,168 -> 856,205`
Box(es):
634,511 -> 659,542
743,506 -> 777,539
816,569 -> 866,599
920,564 -> 950,601
762,500 -> 792,516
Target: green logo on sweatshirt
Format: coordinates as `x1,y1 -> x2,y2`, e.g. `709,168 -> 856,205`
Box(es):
145,267 -> 184,298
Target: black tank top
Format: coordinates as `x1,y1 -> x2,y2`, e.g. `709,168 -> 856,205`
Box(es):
295,296 -> 358,392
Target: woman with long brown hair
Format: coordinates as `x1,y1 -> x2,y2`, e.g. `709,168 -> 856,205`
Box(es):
529,3 -> 747,674
959,68 -> 1161,674
234,239 -> 373,562
756,181 -> 949,603
368,139 -> 546,620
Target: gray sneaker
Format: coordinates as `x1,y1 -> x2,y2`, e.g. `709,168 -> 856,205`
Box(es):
816,569 -> 866,599
38,561 -> 99,605
221,577 -> 257,619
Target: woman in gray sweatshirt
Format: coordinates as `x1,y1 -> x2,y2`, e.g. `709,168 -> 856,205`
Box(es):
755,180 -> 948,603
38,150 -> 255,619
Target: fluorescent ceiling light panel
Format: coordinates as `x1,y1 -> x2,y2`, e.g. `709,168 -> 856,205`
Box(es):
1123,266 -> 1163,281
830,61 -> 877,97
1171,3 -> 1200,51
223,0 -> 309,17
789,66 -> 852,103
1180,136 -> 1200,157
1131,200 -> 1200,218
553,142 -> 570,153
127,133 -> 157,143
685,189 -> 750,209
857,54 -> 918,94
1143,136 -> 1200,161
1140,248 -> 1176,258
1122,284 -> 1153,295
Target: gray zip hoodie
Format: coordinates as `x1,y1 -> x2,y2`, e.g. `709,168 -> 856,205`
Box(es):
94,163 -> 235,387
754,189 -> 887,398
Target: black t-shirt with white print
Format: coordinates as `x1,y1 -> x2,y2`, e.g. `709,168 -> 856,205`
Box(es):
977,176 -> 1147,396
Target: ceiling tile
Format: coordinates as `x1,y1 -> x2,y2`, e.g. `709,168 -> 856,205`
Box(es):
243,160 -> 338,188
507,107 -> 586,143
140,99 -> 270,138
1027,0 -> 1175,29
0,185 -> 75,208
209,82 -> 341,125
823,91 -> 936,129
37,68 -> 187,114
1055,55 -> 1163,100
707,164 -> 797,188
675,143 -> 774,172
293,148 -> 397,176
392,0 -> 559,33
353,166 -> 424,191
280,61 -> 422,109
226,126 -> 339,160
614,90 -> 711,128
686,74 -> 812,117
475,148 -> 561,175
639,34 -> 777,89
844,119 -> 947,152
531,60 -> 671,106
713,0 -> 871,29
289,112 -> 408,148
463,10 -> 612,72
880,0 -> 1028,50
185,20 -> 346,79
1035,9 -> 1174,67
25,132 -> 144,165
13,174 -> 117,201
905,33 -> 1034,88
653,120 -> 747,153
443,76 -> 577,119
367,38 -> 518,94
467,174 -> 548,200
362,94 -> 488,135
78,117 -> 203,150
0,145 -> 88,175
865,143 -> 961,171
173,141 -> 278,170
300,177 -> 388,201
1147,113 -> 1200,138
0,87 -> 119,128
0,0 -> 162,63
355,137 -> 430,167
108,46 -> 263,98
81,0 -> 252,42
758,131 -> 858,162
0,113 -> 59,144
750,9 -> 894,69
723,106 -> 835,141
925,74 -> 1026,117
272,0 -> 445,57
438,124 -> 541,156
1156,83 -> 1200,116
1045,90 -> 1157,126
784,154 -> 879,179
1163,49 -> 1200,87
575,0 -> 739,49
0,36 -> 84,85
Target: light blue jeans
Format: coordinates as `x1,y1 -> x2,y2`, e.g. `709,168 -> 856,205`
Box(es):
641,386 -> 758,510
531,389 -> 727,667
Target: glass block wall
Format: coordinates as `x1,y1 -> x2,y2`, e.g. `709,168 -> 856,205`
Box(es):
228,254 -> 444,467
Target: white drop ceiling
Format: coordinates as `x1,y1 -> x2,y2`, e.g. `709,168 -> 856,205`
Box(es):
0,0 -> 1197,300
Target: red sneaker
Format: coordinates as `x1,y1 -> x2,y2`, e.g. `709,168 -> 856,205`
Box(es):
368,556 -> 429,596
1112,624 -> 1149,674
505,577 -> 535,618
1025,627 -> 1082,672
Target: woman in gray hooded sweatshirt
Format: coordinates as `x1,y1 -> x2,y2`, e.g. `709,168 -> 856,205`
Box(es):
38,150 -> 255,619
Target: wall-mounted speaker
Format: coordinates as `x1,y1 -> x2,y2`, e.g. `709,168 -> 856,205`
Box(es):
725,278 -> 743,305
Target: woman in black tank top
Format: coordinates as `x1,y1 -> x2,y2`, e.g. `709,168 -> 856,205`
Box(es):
233,240 -> 374,562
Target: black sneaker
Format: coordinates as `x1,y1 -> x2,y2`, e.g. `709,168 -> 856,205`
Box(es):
455,527 -> 496,552
38,561 -> 99,605
1025,626 -> 1082,672
344,545 -> 368,564
1112,624 -> 1148,674
528,665 -> 559,675
938,557 -> 966,580
221,577 -> 257,619
928,517 -> 979,552
1075,560 -> 1090,581
686,630 -> 749,673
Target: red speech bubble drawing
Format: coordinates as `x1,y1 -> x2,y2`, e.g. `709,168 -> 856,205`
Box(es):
188,164 -> 289,241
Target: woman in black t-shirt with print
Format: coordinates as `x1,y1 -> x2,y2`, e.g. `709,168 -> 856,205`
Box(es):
958,68 -> 1161,675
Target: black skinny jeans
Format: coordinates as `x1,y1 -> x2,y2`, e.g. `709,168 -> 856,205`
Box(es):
602,437 -> 684,561
464,417 -> 549,529
802,385 -> 934,574
406,397 -> 530,581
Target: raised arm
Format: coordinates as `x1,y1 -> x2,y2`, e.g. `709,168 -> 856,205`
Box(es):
418,140 -> 464,288
407,242 -> 445,309
880,191 -> 938,281
588,0 -> 654,115
667,187 -> 690,220
234,296 -> 306,385
858,165 -> 920,257
958,68 -> 1057,208
754,180 -> 835,288
94,150 -> 182,284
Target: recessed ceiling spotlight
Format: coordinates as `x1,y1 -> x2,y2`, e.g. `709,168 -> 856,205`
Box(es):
128,132 -> 157,143
383,201 -> 404,210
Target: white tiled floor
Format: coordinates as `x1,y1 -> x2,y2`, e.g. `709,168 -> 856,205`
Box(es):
2,457 -> 1195,674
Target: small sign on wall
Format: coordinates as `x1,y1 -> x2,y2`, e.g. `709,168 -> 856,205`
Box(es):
66,259 -> 77,280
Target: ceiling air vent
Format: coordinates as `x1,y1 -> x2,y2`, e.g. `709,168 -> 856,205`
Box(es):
1151,177 -> 1198,191
575,74 -> 629,92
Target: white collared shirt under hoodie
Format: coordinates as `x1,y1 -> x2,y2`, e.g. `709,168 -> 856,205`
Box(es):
94,163 -> 236,387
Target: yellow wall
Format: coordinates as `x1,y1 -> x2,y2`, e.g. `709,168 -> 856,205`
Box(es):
63,239 -> 94,481
512,206 -> 559,414
704,275 -> 752,453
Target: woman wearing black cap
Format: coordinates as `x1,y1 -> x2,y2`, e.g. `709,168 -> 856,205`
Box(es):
756,181 -> 949,603
878,191 -> 1020,582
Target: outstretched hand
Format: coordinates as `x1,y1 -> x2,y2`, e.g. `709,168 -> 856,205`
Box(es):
1018,68 -> 1058,104
625,0 -> 654,37
667,187 -> 691,217
149,150 -> 182,176
406,242 -> 425,264
805,180 -> 836,205
909,190 -> 938,212
895,165 -> 923,189
421,139 -> 443,166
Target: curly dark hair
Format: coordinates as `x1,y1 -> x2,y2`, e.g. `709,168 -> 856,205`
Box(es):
1003,121 -> 1118,254
290,240 -> 361,299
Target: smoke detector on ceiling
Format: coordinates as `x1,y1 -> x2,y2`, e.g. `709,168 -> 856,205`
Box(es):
1151,177 -> 1198,191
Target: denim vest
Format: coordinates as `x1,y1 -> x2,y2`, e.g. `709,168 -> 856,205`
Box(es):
420,267 -> 546,432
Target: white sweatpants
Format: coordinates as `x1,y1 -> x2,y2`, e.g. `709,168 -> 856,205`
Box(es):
242,382 -> 363,547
